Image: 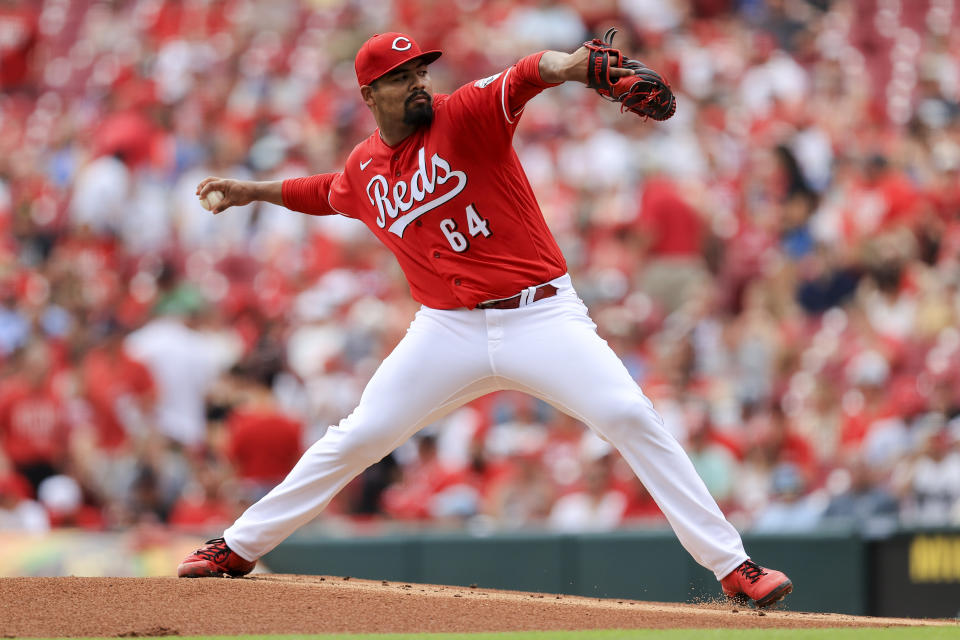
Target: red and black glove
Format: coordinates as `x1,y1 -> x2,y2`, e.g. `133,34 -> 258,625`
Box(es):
583,27 -> 677,122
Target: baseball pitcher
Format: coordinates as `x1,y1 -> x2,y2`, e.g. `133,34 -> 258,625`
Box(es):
179,30 -> 792,608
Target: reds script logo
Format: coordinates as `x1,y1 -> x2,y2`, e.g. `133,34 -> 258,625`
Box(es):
365,147 -> 467,237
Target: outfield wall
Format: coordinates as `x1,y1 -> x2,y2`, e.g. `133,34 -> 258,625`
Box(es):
0,527 -> 956,619
263,527 -> 960,619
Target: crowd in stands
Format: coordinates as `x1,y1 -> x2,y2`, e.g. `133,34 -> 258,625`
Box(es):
1,0 -> 959,539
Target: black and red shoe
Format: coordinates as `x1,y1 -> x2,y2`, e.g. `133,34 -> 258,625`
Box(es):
721,559 -> 793,608
177,537 -> 256,578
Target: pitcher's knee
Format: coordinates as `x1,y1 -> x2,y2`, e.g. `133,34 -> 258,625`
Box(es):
592,398 -> 664,441
326,422 -> 395,466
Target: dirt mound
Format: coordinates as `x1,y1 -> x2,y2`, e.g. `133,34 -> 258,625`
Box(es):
0,575 -> 952,637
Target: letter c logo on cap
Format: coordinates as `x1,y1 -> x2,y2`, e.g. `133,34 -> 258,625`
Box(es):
392,37 -> 412,51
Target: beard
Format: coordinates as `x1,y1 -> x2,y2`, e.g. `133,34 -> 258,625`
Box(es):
403,92 -> 434,127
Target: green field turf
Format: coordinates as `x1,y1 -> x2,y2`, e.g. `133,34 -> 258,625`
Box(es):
27,628 -> 960,640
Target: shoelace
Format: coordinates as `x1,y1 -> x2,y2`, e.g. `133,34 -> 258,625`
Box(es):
193,538 -> 229,562
738,560 -> 767,584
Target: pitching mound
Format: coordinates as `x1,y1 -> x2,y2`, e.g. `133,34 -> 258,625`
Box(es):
0,575 -> 951,637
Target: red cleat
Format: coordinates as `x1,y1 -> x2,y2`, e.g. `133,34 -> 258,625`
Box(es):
177,537 -> 256,578
721,559 -> 793,608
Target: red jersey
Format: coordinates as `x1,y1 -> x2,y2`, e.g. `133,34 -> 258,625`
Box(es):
81,347 -> 155,450
282,53 -> 567,309
0,380 -> 68,467
637,177 -> 704,257
226,408 -> 303,483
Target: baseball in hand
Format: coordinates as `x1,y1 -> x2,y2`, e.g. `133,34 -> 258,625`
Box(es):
199,190 -> 225,211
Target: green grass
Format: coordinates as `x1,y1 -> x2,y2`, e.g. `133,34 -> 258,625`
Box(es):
19,629 -> 960,640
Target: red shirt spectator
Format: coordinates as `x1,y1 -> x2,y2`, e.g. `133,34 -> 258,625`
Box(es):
746,407 -> 818,482
226,408 -> 303,484
0,378 -> 69,473
0,3 -> 38,90
636,176 -> 704,257
81,340 -> 155,450
169,492 -> 233,532
622,477 -> 666,522
382,436 -> 472,520
840,160 -> 921,242
877,171 -> 921,229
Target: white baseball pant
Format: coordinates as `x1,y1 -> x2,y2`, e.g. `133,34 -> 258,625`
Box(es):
224,274 -> 748,580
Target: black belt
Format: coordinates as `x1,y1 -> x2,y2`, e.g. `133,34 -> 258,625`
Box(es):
476,284 -> 558,310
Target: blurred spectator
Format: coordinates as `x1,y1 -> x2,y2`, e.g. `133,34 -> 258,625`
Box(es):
221,371 -> 304,501
0,288 -> 30,357
68,152 -> 131,235
0,1 -> 38,92
169,466 -> 235,534
484,397 -> 550,461
0,469 -> 48,532
633,174 -> 709,315
349,455 -> 401,518
1,0 -> 959,533
795,244 -> 860,314
79,320 -> 155,452
749,404 -> 817,482
821,457 -> 899,531
548,454 -> 628,532
894,429 -> 960,526
382,435 -> 481,522
732,436 -> 775,519
751,463 -> 825,533
125,307 -> 225,449
726,280 -> 785,407
685,404 -> 738,507
0,342 -> 70,492
857,233 -> 919,342
118,437 -> 194,528
838,348 -> 901,458
621,476 -> 666,524
485,452 -> 555,529
37,474 -> 103,530
125,464 -> 169,525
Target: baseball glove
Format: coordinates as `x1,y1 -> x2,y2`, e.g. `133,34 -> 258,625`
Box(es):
583,27 -> 677,122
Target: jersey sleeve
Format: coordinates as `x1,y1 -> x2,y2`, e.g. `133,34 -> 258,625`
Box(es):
281,172 -> 345,216
447,51 -> 562,141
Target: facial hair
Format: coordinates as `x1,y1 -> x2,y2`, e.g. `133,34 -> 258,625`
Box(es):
403,91 -> 434,127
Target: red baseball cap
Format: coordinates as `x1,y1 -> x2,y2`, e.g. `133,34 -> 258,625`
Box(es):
355,32 -> 442,87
